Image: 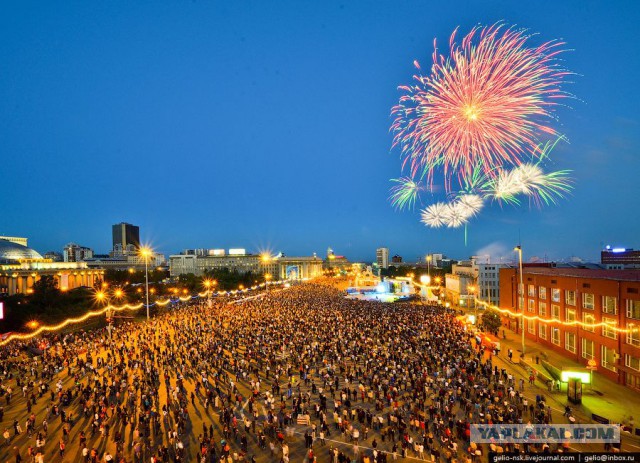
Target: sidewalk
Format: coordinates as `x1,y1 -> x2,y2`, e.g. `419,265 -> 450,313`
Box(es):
497,328 -> 640,430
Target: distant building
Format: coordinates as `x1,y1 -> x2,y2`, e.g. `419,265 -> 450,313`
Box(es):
169,250 -> 323,280
44,251 -> 63,262
63,243 -> 94,262
112,222 -> 140,252
324,248 -> 351,271
601,246 -> 640,269
392,255 -> 403,264
376,248 -> 389,269
445,261 -> 478,308
500,266 -> 640,390
0,236 -> 28,247
477,263 -> 505,307
84,251 -> 165,271
0,239 -> 102,295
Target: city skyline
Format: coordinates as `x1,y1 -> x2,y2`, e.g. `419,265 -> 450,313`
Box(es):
1,1 -> 639,262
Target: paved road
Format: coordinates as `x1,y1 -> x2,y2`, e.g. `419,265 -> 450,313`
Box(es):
0,288 -> 635,463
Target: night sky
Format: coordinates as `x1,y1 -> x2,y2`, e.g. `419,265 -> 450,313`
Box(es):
1,1 -> 638,263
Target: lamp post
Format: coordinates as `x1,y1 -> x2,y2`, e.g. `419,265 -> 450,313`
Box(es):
468,284 -> 477,325
514,245 -> 526,357
265,273 -> 272,292
420,274 -> 431,302
140,247 -> 152,320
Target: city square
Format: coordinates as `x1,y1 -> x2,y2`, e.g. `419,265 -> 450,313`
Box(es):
1,1 -> 639,462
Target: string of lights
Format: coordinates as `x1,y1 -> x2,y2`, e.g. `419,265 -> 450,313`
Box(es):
475,300 -> 640,334
0,279 -> 288,347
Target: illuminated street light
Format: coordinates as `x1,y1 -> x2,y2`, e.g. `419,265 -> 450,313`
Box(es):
27,320 -> 39,330
514,245 -> 526,357
139,246 -> 152,320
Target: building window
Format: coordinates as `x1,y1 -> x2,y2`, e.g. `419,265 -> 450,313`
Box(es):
582,293 -> 594,310
602,317 -> 617,340
602,296 -> 617,314
528,298 -> 536,312
627,325 -> 640,347
582,313 -> 595,332
527,319 -> 535,334
565,332 -> 576,353
625,354 -> 640,372
565,290 -> 576,306
566,308 -> 576,323
601,345 -> 617,372
538,302 -> 547,317
581,339 -> 595,360
551,288 -> 560,302
518,296 -> 524,310
539,286 -> 547,300
551,305 -> 560,320
539,324 -> 547,340
551,327 -> 560,345
626,300 -> 640,319
518,283 -> 523,295
528,284 -> 536,297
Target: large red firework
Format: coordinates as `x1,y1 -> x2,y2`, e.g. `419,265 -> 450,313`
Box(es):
391,23 -> 571,190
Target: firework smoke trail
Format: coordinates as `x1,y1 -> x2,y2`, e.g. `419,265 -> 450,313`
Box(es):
391,23 -> 571,189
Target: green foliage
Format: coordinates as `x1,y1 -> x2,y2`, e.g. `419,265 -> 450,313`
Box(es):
481,309 -> 502,334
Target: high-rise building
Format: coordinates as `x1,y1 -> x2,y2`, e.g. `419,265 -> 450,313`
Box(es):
63,243 -> 94,262
376,247 -> 389,269
112,222 -> 140,252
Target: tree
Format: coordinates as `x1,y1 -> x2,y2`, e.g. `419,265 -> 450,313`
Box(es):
31,275 -> 61,309
481,309 -> 502,335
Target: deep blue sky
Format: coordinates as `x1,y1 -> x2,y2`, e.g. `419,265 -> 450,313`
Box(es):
1,1 -> 639,263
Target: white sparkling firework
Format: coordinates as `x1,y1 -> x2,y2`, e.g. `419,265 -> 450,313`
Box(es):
456,194 -> 484,217
420,202 -> 448,228
512,164 -> 545,195
442,202 -> 470,228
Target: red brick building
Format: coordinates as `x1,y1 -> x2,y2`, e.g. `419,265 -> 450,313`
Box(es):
499,267 -> 640,390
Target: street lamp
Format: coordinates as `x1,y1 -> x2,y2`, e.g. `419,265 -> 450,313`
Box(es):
96,290 -> 112,343
419,274 -> 431,302
203,279 -> 216,307
514,245 -> 526,357
139,246 -> 152,320
265,273 -> 272,292
468,285 -> 477,325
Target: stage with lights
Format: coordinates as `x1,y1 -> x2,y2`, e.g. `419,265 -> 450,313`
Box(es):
345,277 -> 415,302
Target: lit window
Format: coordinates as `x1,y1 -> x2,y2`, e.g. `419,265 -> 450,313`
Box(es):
538,302 -> 547,317
582,293 -> 594,310
626,300 -> 640,319
565,290 -> 576,306
582,313 -> 595,332
602,317 -> 617,340
565,332 -> 576,353
552,327 -> 560,345
581,339 -> 594,360
601,345 -> 617,372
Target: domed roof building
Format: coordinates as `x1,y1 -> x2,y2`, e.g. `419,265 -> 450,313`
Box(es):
0,239 -> 44,263
0,237 -> 103,296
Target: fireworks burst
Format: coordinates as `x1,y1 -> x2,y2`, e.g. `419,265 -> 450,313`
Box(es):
420,203 -> 448,228
390,24 -> 575,243
456,194 -> 484,217
442,202 -> 470,228
391,22 -> 571,189
389,177 -> 426,211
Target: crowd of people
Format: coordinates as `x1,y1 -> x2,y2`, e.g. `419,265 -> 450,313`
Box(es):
0,283 -> 574,462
